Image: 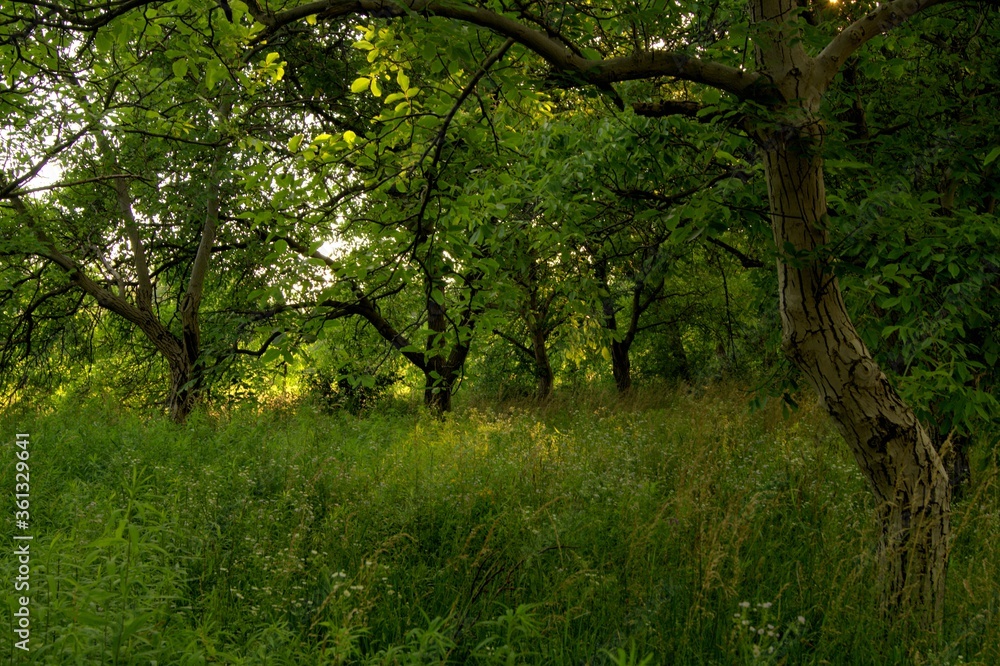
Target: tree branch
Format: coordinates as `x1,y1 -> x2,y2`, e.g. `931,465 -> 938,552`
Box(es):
815,0 -> 954,92
631,99 -> 704,118
493,328 -> 533,359
705,236 -> 764,269
253,0 -> 765,99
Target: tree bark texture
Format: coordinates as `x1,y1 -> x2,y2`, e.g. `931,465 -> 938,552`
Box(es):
750,0 -> 951,627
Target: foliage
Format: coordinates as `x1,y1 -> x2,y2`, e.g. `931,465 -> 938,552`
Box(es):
302,361 -> 403,416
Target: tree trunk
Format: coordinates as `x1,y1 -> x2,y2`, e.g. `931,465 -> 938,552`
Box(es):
745,0 -> 952,626
424,271 -> 457,414
423,366 -> 454,413
610,340 -> 632,393
664,321 -> 690,382
760,120 -> 950,627
595,257 -> 634,394
167,356 -> 197,423
531,327 -> 554,399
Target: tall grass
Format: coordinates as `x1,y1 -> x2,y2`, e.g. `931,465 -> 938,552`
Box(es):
1,385 -> 997,664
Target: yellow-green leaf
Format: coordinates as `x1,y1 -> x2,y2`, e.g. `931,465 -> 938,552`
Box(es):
343,130 -> 357,144
370,78 -> 382,97
397,70 -> 410,91
288,134 -> 303,152
351,77 -> 371,93
306,13 -> 317,25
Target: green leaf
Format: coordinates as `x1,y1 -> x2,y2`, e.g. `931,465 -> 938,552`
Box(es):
351,77 -> 371,93
288,134 -> 303,152
95,31 -> 114,53
397,70 -> 410,91
985,147 -> 1000,166
205,60 -> 227,91
171,58 -> 188,79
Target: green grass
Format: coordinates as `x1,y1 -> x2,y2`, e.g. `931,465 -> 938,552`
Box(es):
1,385 -> 997,664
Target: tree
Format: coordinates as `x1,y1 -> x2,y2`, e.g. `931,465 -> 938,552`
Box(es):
0,1 -> 292,420
5,0 -> 997,625
241,0 -> 996,625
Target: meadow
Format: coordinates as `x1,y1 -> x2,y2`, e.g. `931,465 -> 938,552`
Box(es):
1,385 -> 997,664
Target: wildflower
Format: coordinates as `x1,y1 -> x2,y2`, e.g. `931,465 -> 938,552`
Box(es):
798,616 -> 806,624
739,601 -> 751,608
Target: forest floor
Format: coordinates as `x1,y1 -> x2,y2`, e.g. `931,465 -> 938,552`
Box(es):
1,384 -> 997,664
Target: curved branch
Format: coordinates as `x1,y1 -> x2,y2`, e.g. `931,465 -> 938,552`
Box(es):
254,0 -> 764,98
815,0 -> 954,92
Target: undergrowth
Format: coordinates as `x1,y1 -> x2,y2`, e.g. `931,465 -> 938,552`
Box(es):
1,384 -> 997,664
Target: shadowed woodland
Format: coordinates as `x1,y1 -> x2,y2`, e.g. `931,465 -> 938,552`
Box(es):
1,0 -> 998,662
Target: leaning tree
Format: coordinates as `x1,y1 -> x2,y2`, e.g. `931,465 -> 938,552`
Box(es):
239,0 -> 997,626
4,0 -> 997,625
